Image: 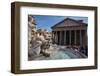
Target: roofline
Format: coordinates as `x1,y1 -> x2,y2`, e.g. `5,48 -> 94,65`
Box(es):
51,18 -> 87,29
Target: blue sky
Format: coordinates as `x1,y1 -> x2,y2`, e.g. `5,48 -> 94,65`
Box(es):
32,15 -> 88,32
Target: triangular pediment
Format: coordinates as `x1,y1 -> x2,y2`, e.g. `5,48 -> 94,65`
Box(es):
51,18 -> 87,28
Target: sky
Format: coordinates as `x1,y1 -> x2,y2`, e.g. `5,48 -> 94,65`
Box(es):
32,15 -> 88,32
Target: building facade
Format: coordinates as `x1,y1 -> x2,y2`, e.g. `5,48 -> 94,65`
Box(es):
51,18 -> 88,48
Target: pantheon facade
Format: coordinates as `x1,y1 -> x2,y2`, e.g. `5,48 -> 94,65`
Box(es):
51,18 -> 88,48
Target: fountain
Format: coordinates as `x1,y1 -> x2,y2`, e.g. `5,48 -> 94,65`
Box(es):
28,15 -> 52,58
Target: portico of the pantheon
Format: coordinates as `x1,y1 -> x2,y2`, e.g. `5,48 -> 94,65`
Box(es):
51,18 -> 88,48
